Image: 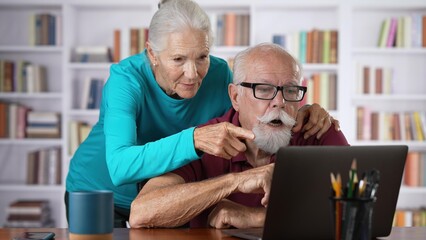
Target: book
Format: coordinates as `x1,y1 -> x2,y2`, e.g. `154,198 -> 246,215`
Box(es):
423,15 -> 426,47
74,46 -> 113,63
8,103 -> 18,139
3,61 -> 14,92
235,14 -> 242,46
413,111 -> 425,141
330,30 -> 338,64
224,12 -> 236,46
272,34 -> 285,47
328,73 -> 337,110
404,151 -> 420,186
7,200 -> 49,215
356,107 -> 364,140
311,30 -> 319,63
241,14 -> 250,46
362,66 -> 370,94
26,151 -> 38,184
5,199 -> 54,227
322,30 -> 331,64
378,18 -> 391,47
317,30 -> 323,63
215,14 -> 224,46
403,15 -> 412,48
371,112 -> 379,140
404,112 -> 414,140
386,17 -> 398,47
299,31 -> 307,64
375,68 -> 383,94
392,113 -> 402,141
319,72 -> 329,110
396,16 -> 404,47
113,29 -> 121,62
130,28 -> 139,55
47,147 -> 61,185
26,111 -> 61,138
55,14 -> 62,46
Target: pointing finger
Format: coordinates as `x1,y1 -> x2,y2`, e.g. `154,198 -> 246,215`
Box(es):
226,124 -> 255,140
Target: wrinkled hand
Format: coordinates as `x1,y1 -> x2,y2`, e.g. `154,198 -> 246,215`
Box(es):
292,103 -> 340,139
194,122 -> 255,159
236,163 -> 274,207
208,199 -> 265,229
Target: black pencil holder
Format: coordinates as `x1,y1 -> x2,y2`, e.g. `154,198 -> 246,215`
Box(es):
329,197 -> 376,240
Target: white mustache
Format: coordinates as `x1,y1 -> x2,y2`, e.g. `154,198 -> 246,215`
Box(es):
256,110 -> 296,127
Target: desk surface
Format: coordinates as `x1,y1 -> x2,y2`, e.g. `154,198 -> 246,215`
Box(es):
1,227 -> 425,240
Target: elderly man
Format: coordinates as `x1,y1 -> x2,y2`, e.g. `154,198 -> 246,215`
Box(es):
129,43 -> 349,229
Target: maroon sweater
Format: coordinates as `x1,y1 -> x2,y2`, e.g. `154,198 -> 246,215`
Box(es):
173,108 -> 349,227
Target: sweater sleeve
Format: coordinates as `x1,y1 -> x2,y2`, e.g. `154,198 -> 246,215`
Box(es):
103,64 -> 199,186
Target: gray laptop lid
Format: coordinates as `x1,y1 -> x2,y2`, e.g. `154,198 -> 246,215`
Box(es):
261,145 -> 408,240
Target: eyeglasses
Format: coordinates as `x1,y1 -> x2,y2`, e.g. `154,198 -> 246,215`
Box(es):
238,82 -> 307,102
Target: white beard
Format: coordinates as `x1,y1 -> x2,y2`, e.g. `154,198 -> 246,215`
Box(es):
252,110 -> 296,154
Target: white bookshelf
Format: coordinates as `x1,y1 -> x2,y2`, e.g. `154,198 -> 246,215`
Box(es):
0,0 -> 425,228
349,1 -> 426,217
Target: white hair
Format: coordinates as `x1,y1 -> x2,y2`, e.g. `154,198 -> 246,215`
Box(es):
252,109 -> 296,154
149,0 -> 214,53
233,43 -> 302,85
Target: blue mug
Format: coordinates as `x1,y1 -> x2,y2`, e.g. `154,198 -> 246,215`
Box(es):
69,191 -> 113,240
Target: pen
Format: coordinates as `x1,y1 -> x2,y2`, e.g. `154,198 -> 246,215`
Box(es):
330,173 -> 339,197
336,173 -> 342,197
330,172 -> 342,240
357,176 -> 367,198
347,158 -> 357,198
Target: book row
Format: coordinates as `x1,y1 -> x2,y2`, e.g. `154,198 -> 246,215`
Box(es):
211,13 -> 250,47
29,13 -> 62,46
113,27 -> 149,62
356,108 -> 426,142
377,14 -> 426,48
0,101 -> 61,139
0,60 -> 48,93
68,120 -> 92,156
302,72 -> 337,111
4,200 -> 54,228
72,46 -> 113,63
27,147 -> 61,185
79,77 -> 105,110
272,29 -> 338,64
356,64 -> 393,95
393,208 -> 426,227
74,27 -> 149,63
404,151 -> 426,187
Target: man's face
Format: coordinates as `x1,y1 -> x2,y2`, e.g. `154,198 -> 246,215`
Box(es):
232,52 -> 300,153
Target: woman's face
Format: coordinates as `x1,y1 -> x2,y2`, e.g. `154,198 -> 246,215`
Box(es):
150,28 -> 210,99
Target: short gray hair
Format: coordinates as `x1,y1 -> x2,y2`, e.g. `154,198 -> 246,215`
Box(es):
149,0 -> 214,53
233,43 -> 302,85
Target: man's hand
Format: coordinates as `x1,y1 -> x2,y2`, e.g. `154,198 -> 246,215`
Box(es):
208,199 -> 266,229
292,103 -> 340,139
235,163 -> 274,207
194,122 -> 255,159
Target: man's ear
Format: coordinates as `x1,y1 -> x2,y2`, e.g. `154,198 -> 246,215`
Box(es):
228,83 -> 240,112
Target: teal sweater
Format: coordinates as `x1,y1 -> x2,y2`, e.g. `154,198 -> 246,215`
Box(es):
66,50 -> 232,208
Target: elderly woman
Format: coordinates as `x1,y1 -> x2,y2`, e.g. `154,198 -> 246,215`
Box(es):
65,0 -> 338,227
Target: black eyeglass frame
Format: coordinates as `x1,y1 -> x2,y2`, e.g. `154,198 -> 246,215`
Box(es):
238,82 -> 307,102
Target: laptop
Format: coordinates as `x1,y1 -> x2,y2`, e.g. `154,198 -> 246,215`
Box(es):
223,145 -> 408,240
